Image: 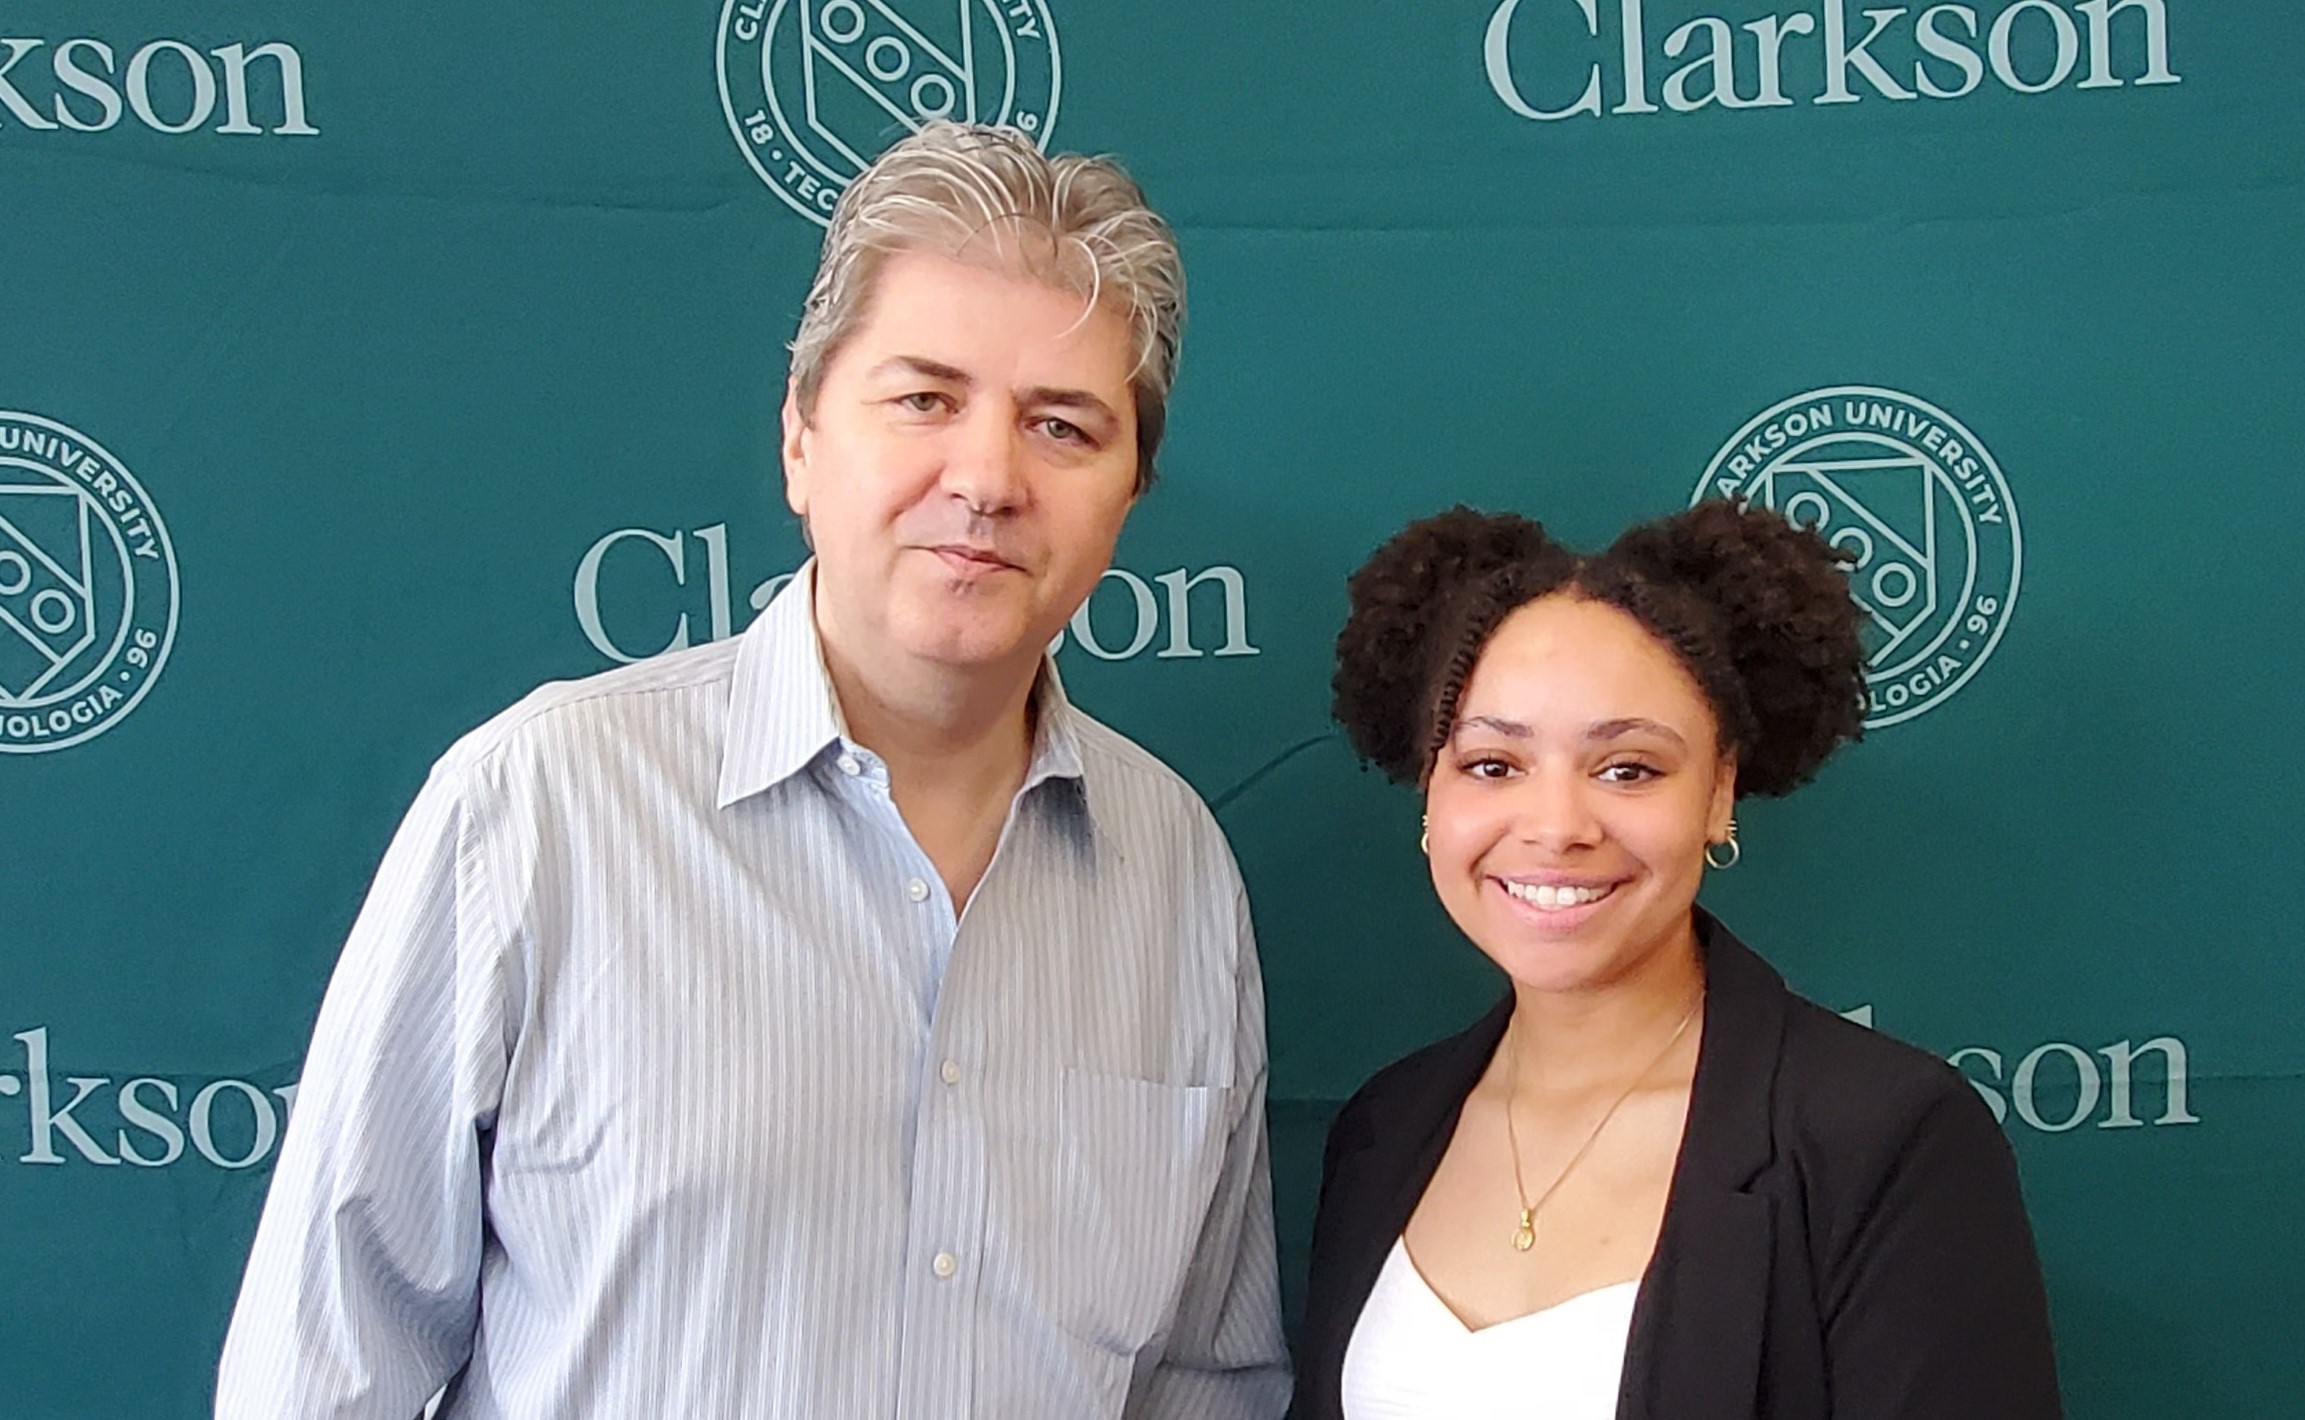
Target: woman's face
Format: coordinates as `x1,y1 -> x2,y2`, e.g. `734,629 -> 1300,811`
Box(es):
1423,593 -> 1735,997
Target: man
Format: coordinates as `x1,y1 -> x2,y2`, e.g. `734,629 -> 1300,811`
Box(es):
217,122 -> 1288,1418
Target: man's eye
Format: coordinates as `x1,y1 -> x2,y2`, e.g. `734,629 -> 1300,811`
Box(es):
1037,416 -> 1090,445
897,392 -> 947,413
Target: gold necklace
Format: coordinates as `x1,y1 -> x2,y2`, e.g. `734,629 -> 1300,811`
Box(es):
1502,993 -> 1703,1253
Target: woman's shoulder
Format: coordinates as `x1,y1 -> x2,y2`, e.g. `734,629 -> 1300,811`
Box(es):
1778,990 -> 1965,1096
1325,996 -> 1511,1159
1770,989 -> 2012,1185
1702,915 -> 1994,1159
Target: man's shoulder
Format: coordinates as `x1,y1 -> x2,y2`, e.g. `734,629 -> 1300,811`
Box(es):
1065,704 -> 1220,830
438,639 -> 742,779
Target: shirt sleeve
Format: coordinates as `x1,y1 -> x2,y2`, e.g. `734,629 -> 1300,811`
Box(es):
215,751 -> 516,1419
1820,1076 -> 2064,1419
1130,883 -> 1292,1419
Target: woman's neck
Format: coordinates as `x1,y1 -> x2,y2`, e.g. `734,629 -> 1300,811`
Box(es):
1503,921 -> 1706,1094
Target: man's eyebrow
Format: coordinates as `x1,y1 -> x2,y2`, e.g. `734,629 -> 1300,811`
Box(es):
1018,385 -> 1120,426
869,355 -> 973,385
864,361 -> 1119,426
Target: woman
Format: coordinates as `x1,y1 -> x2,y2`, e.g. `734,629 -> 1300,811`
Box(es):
1291,501 -> 2060,1419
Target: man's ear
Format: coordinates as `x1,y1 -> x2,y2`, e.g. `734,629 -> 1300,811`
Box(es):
780,383 -> 811,519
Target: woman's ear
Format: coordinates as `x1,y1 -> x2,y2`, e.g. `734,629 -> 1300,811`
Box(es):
1708,754 -> 1739,841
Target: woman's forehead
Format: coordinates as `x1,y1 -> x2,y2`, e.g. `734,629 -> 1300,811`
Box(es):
1456,595 -> 1715,731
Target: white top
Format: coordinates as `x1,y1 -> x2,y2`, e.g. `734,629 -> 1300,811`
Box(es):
1341,1238 -> 1639,1420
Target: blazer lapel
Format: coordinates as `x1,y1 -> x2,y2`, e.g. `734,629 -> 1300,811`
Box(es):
1317,998 -> 1511,1369
1619,914 -> 1786,1420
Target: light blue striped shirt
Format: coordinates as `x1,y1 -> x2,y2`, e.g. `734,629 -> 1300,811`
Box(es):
216,567 -> 1288,1419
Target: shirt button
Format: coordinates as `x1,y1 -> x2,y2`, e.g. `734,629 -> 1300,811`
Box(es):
906,878 -> 930,902
835,754 -> 860,776
931,1252 -> 957,1279
940,1059 -> 961,1086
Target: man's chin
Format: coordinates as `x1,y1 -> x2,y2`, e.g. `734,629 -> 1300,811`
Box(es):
890,608 -> 1052,672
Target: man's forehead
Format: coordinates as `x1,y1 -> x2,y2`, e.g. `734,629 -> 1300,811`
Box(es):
840,254 -> 1134,382
880,245 -> 1116,318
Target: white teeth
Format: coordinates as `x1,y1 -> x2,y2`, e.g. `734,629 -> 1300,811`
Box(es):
1503,881 -> 1609,909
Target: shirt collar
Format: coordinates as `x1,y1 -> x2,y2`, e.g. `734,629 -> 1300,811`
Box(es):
717,562 -> 1093,820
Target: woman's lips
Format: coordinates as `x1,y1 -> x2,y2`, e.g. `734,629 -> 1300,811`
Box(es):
1488,875 -> 1624,933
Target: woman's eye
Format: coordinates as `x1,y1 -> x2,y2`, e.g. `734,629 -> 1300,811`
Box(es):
1598,762 -> 1658,784
1462,756 -> 1515,781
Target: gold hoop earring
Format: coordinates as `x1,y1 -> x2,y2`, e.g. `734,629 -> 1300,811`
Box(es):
1705,819 -> 1741,871
1420,815 -> 1429,856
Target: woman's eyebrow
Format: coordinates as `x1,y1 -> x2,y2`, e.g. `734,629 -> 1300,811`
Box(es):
1586,717 -> 1687,748
1456,715 -> 1689,748
1453,715 -> 1532,739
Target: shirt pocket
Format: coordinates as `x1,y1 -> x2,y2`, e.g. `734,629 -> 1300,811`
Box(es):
1046,1068 -> 1235,1360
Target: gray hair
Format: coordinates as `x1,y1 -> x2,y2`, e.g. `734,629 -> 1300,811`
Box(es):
788,121 -> 1185,490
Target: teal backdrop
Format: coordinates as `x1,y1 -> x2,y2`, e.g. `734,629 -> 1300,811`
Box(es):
4,1 -> 2299,1414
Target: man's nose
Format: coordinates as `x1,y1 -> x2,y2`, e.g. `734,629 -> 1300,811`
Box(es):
940,405 -> 1028,515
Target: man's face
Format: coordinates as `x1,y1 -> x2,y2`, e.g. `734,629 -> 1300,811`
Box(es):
783,249 -> 1141,681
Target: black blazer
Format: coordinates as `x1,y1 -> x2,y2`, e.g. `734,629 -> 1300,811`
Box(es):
1291,913 -> 2061,1420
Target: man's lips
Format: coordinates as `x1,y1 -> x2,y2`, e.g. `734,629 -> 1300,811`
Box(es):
923,544 -> 1024,574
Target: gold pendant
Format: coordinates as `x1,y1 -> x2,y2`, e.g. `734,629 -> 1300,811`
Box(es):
1512,1209 -> 1536,1252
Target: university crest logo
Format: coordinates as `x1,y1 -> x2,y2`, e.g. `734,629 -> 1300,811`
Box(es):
1694,386 -> 2021,727
0,412 -> 178,753
718,0 -> 1062,224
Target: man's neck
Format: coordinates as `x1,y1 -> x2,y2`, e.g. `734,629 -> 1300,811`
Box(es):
824,642 -> 1038,793
813,607 -> 1041,909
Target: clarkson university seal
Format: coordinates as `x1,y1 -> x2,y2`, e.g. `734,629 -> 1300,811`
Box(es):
0,412 -> 179,753
1695,386 -> 2021,728
719,0 -> 1062,224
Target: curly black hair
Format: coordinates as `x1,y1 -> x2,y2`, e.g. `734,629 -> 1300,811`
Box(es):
1331,500 -> 1867,796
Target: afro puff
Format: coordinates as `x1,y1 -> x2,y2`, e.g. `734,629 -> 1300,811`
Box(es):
1332,499 -> 1867,796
